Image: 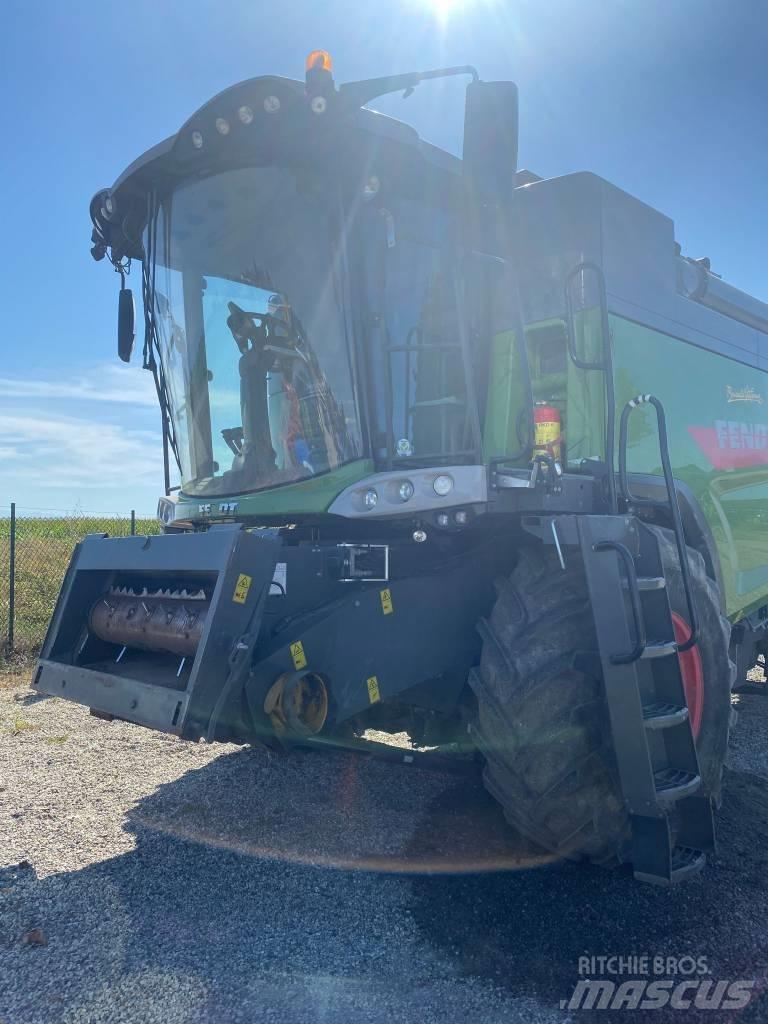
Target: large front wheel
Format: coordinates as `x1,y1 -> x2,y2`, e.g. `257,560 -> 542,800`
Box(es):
469,529 -> 734,866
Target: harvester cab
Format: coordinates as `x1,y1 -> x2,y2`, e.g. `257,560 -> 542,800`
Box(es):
35,53 -> 768,885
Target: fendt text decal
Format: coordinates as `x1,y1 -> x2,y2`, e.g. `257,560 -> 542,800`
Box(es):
689,419 -> 768,470
726,384 -> 764,405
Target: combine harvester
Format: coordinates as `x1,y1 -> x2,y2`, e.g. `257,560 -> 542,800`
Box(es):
36,53 -> 768,883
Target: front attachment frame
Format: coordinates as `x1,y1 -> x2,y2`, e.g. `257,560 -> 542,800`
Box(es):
33,525 -> 280,740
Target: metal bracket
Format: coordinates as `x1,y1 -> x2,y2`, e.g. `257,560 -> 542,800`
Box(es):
336,544 -> 389,582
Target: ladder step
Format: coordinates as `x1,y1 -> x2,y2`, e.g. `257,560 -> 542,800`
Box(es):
410,397 -> 465,409
670,845 -> 707,880
642,701 -> 689,730
636,576 -> 666,591
641,640 -> 678,659
634,846 -> 707,886
654,768 -> 701,804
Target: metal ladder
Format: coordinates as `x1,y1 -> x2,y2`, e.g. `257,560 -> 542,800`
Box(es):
559,258 -> 713,882
533,511 -> 713,883
575,512 -> 714,884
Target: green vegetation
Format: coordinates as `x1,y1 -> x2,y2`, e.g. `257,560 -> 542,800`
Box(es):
12,716 -> 37,734
0,514 -> 161,659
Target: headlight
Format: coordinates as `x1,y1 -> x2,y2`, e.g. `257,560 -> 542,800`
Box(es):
433,474 -> 454,497
363,489 -> 378,510
157,496 -> 176,526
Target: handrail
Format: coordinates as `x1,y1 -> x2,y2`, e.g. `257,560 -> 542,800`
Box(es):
564,262 -> 617,513
618,394 -> 699,652
593,540 -> 647,664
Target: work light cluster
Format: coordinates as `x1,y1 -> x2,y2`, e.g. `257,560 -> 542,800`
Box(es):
189,94 -> 284,152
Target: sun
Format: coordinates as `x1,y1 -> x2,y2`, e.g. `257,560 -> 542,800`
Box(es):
419,0 -> 469,22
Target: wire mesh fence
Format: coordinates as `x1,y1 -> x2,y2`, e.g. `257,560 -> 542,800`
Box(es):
0,504 -> 161,659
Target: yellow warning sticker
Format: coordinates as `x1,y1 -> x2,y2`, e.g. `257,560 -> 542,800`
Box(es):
367,675 -> 381,703
380,588 -> 394,615
233,573 -> 252,604
290,641 -> 307,670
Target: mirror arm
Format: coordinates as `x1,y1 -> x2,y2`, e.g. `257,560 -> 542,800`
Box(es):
339,65 -> 479,109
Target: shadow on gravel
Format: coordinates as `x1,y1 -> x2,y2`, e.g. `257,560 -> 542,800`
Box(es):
14,689 -> 50,706
5,748 -> 768,1023
3,745 -> 554,1023
129,745 -> 553,875
408,766 -> 768,1022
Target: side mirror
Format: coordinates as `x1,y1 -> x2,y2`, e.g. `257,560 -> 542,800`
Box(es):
463,80 -> 519,203
118,288 -> 136,363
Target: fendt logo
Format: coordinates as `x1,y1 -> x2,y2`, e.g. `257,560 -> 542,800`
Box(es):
726,384 -> 764,404
689,419 -> 768,470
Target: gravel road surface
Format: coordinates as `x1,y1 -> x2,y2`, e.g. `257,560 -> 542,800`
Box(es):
2,668 -> 768,1023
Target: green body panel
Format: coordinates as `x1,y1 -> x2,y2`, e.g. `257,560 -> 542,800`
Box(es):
608,316 -> 768,620
487,313 -> 768,621
174,458 -> 374,520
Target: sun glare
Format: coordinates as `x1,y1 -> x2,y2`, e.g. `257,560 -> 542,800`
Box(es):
420,0 -> 469,23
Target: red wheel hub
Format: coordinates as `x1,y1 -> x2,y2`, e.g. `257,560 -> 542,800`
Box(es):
672,613 -> 704,738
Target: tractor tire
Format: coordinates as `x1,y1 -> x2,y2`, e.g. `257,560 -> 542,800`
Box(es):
469,527 -> 734,866
648,526 -> 735,803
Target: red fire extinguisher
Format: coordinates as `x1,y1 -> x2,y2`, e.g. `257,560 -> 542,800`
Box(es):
533,402 -> 563,464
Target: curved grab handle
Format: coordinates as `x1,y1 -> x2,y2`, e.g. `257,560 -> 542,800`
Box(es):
593,540 -> 647,664
564,261 -> 611,371
618,394 -> 699,652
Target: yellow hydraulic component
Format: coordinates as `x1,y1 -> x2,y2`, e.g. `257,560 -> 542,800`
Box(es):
264,672 -> 329,736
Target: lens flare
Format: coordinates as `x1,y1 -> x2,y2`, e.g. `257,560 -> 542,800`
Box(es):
419,0 -> 468,21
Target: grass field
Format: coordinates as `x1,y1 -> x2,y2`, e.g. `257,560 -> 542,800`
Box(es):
0,515 -> 161,658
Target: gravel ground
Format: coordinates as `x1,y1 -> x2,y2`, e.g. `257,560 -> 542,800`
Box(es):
2,667 -> 768,1023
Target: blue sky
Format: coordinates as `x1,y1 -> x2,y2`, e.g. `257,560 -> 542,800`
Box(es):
0,0 -> 765,514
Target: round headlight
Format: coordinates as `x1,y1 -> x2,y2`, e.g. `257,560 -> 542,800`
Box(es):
398,480 -> 414,502
215,117 -> 230,135
454,510 -> 469,525
238,105 -> 254,124
310,95 -> 328,114
433,474 -> 454,497
363,489 -> 378,510
191,130 -> 204,149
436,513 -> 450,527
264,95 -> 281,113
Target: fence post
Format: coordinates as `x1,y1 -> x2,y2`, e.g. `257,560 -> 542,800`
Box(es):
130,509 -> 136,536
7,502 -> 15,653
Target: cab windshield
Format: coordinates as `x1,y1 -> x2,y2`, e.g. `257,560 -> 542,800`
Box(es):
150,167 -> 363,498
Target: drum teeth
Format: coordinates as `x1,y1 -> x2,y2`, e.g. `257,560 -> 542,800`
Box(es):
107,585 -> 207,601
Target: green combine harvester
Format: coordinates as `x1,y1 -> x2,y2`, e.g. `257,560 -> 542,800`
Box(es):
35,53 -> 768,884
